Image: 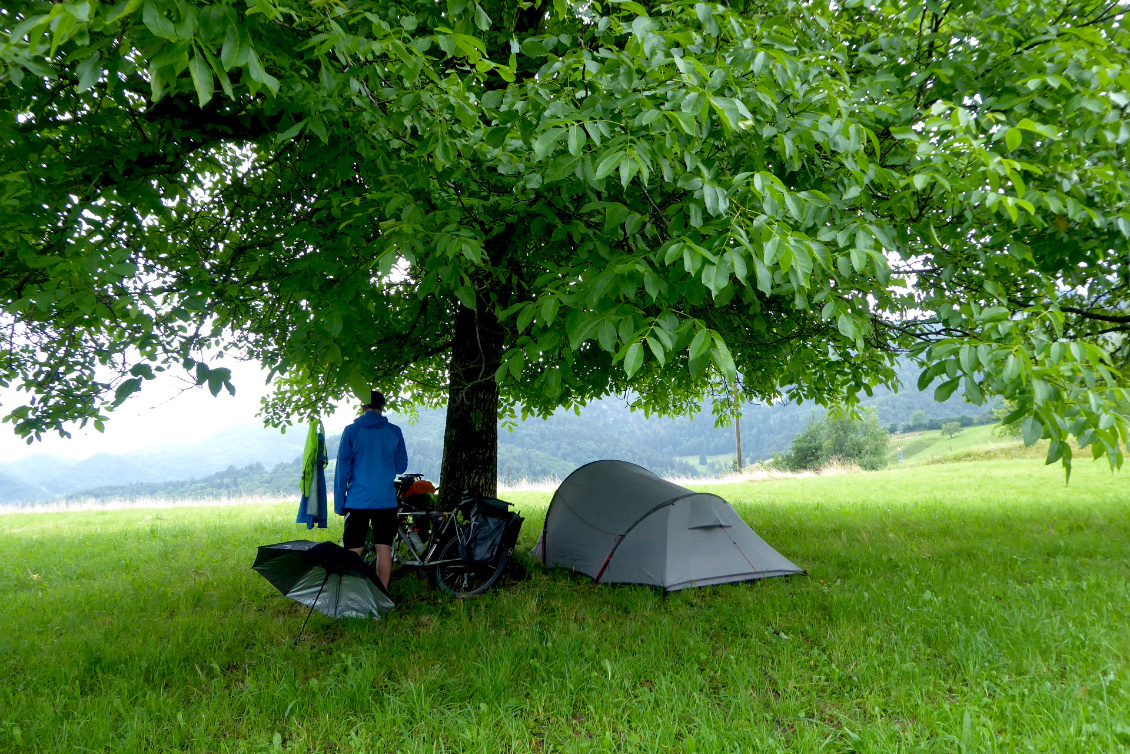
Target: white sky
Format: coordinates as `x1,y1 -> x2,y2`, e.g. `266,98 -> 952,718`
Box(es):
0,361 -> 351,461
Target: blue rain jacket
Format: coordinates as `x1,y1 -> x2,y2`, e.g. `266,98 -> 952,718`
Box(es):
334,413 -> 408,514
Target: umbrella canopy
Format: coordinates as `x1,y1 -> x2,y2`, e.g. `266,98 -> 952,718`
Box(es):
253,540 -> 394,623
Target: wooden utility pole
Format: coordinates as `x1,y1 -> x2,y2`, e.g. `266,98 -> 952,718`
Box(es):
735,411 -> 743,472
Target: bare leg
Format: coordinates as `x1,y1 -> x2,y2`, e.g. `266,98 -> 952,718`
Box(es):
374,544 -> 392,589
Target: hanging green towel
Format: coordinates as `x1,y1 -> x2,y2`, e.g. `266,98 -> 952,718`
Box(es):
296,420 -> 328,529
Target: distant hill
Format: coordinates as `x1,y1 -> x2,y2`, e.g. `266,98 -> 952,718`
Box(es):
2,360 -> 995,505
0,469 -> 46,504
0,424 -> 305,504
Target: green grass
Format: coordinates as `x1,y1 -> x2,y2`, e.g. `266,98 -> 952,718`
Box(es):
890,423 -> 1023,465
2,460 -> 1129,752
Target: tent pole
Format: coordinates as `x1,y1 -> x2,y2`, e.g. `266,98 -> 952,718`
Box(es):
294,572 -> 330,647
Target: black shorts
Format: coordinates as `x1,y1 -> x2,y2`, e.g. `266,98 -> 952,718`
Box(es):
343,508 -> 398,549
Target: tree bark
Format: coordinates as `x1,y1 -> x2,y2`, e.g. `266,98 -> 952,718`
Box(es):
437,292 -> 504,509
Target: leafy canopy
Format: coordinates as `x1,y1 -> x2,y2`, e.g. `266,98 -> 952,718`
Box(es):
1,0 -> 1128,475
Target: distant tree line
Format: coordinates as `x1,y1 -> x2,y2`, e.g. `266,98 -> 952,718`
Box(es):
64,460 -> 302,502
32,359 -> 998,503
893,409 -> 996,434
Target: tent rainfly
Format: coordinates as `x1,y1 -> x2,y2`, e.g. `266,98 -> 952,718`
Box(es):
533,460 -> 803,591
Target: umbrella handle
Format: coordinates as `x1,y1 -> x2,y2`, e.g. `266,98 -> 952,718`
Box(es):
293,571 -> 330,647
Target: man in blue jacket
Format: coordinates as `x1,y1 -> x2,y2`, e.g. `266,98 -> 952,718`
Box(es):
335,390 -> 408,588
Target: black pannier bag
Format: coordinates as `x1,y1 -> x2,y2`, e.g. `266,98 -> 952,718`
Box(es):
457,494 -> 524,565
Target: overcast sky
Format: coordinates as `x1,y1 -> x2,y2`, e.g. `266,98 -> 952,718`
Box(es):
0,361 -> 352,461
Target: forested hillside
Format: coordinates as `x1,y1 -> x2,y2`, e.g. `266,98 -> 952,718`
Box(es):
3,361 -> 995,505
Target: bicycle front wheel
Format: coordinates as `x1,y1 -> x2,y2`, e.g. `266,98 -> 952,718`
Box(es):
432,537 -> 508,597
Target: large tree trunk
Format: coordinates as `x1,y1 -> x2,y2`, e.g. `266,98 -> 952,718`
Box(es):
438,293 -> 504,509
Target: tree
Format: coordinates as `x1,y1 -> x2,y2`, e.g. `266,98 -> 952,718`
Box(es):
2,0 -> 1129,499
906,410 -> 930,433
941,421 -> 961,438
776,409 -> 890,471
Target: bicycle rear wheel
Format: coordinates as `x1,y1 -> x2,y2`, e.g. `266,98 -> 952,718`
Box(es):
432,537 -> 508,597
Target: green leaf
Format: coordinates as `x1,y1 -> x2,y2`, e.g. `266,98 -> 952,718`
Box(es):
964,376 -> 983,405
275,120 -> 303,143
113,378 -> 142,405
934,378 -> 961,402
703,184 -> 720,216
711,334 -> 737,381
544,368 -> 562,397
1005,127 -> 1022,151
188,54 -> 213,106
75,52 -> 101,92
347,368 -> 370,403
517,304 -> 535,333
1021,415 -> 1043,445
763,236 -> 780,265
689,328 -> 711,361
619,154 -> 637,188
688,203 -> 703,228
485,126 -> 509,148
624,342 -> 644,378
624,213 -> 645,236
473,4 -> 491,29
198,42 -> 233,99
605,203 -> 630,231
1004,354 -> 1021,383
594,150 -> 623,179
247,49 -> 279,94
917,362 -> 946,390
220,25 -> 247,69
142,1 -> 177,39
753,256 -> 772,294
958,345 -> 977,374
567,125 -> 586,156
454,285 -> 476,310
596,319 -> 617,352
544,155 -> 580,183
533,128 -> 565,160
206,369 -> 230,397
540,296 -> 560,325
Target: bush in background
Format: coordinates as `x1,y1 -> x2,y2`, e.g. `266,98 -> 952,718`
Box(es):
774,410 -> 890,472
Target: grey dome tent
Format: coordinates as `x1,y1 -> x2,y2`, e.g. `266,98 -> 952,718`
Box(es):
534,460 -> 802,591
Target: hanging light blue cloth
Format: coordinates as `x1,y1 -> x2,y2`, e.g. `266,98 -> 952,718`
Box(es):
296,419 -> 328,529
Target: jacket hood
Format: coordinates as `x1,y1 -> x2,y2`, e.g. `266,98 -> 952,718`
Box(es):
354,412 -> 389,428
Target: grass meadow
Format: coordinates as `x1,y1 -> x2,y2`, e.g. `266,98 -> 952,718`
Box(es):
2,458 -> 1128,753
889,424 -> 1026,466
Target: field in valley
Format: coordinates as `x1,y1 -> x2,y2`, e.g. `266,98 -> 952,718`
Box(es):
1,458 -> 1128,752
